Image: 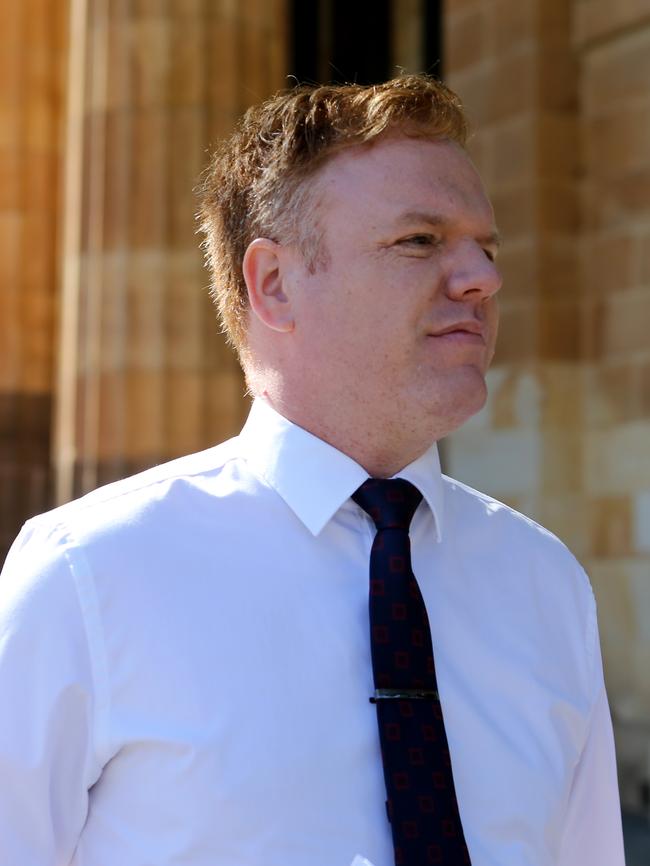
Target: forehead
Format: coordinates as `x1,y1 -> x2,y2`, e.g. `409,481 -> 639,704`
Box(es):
312,136 -> 495,230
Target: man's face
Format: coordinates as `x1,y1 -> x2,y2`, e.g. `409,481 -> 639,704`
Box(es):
285,135 -> 502,442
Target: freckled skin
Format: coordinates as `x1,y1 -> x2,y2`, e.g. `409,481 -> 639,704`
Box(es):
252,136 -> 502,477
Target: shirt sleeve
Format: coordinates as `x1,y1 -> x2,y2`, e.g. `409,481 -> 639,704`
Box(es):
557,593 -> 626,866
0,519 -> 103,866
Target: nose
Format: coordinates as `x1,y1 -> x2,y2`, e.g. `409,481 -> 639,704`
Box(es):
444,240 -> 502,301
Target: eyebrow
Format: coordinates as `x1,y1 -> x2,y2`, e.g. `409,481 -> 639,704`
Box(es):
395,210 -> 502,249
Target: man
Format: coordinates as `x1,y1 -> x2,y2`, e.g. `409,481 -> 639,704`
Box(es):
0,76 -> 624,865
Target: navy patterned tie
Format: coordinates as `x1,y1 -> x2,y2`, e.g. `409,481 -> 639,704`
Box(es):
352,478 -> 471,866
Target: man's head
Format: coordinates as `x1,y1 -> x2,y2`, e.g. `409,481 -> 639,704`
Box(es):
197,75 -> 469,359
197,75 -> 502,472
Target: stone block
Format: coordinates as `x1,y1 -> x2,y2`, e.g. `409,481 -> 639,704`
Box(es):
585,421 -> 650,494
239,18 -> 268,103
0,210 -> 22,281
125,251 -> 166,368
581,230 -> 639,299
636,230 -> 650,285
493,301 -> 539,363
0,147 -> 21,210
444,427 -> 541,498
538,112 -> 579,179
490,368 -> 537,429
205,16 -> 240,119
445,0 -> 482,14
538,361 -> 583,427
496,238 -> 538,299
97,370 -> 126,460
168,15 -> 204,105
102,109 -> 130,250
165,369 -> 204,455
633,490 -> 650,554
584,361 -> 650,428
267,0 -> 288,88
626,560 -> 650,644
487,46 -> 537,124
170,0 -> 205,18
166,253 -> 205,369
391,0 -> 420,72
104,21 -> 129,112
490,114 -> 536,186
0,5 -> 22,125
447,65 -> 492,128
132,0 -> 166,16
574,0 -> 650,47
446,6 -> 488,73
582,169 -> 650,230
538,0 -> 573,38
538,42 -> 578,112
489,183 -> 537,240
25,151 -> 59,216
168,108 -> 204,248
129,16 -> 171,109
588,495 -> 634,556
640,362 -> 650,418
603,287 -> 650,357
125,369 -> 165,458
23,207 -> 56,297
96,252 -> 128,373
582,25 -> 650,115
602,167 -> 650,221
538,234 -> 579,300
536,493 -> 589,558
587,557 -> 639,700
632,642 -> 650,710
538,299 -> 581,360
492,0 -> 536,52
203,313 -> 242,370
584,102 -> 650,181
128,109 -> 168,248
541,428 -> 582,494
205,369 -> 248,443
539,180 -> 580,234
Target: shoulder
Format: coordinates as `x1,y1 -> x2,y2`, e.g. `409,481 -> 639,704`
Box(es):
440,472 -> 593,598
27,438 -> 238,527
440,474 -> 599,695
442,472 -> 576,550
6,437 -> 248,568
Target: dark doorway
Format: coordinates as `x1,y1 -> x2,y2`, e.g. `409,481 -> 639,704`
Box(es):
289,0 -> 442,86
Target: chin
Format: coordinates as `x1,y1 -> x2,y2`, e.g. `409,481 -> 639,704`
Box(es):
422,370 -> 489,434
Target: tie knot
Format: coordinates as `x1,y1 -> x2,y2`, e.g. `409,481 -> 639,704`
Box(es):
352,478 -> 422,531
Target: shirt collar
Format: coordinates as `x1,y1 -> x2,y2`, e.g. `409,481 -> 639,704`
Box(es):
238,398 -> 444,540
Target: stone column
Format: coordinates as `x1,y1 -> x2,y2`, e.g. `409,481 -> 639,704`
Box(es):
445,0 -> 650,806
55,0 -> 288,501
444,0 -> 582,539
0,0 -> 67,557
574,0 -> 650,803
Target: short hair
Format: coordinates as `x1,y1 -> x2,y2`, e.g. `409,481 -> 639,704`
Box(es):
196,74 -> 469,360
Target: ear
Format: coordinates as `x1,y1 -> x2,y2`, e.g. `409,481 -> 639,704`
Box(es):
242,238 -> 295,334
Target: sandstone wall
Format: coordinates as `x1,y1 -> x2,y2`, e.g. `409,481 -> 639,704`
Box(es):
445,0 -> 650,806
0,0 -> 67,554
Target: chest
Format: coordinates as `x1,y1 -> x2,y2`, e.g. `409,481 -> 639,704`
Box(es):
81,543 -> 584,866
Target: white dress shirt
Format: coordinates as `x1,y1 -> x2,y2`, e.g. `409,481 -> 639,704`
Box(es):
0,398 -> 625,866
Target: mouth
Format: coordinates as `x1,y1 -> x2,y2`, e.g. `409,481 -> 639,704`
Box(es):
427,321 -> 485,346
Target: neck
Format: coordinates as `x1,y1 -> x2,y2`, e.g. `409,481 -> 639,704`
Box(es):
257,388 -> 435,478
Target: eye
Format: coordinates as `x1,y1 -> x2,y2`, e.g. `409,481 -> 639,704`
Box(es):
400,234 -> 440,247
483,247 -> 498,263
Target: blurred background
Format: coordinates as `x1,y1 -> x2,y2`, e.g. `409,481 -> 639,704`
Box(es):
1,0 -> 649,859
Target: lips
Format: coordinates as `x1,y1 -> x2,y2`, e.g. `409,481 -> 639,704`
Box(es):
428,321 -> 485,343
